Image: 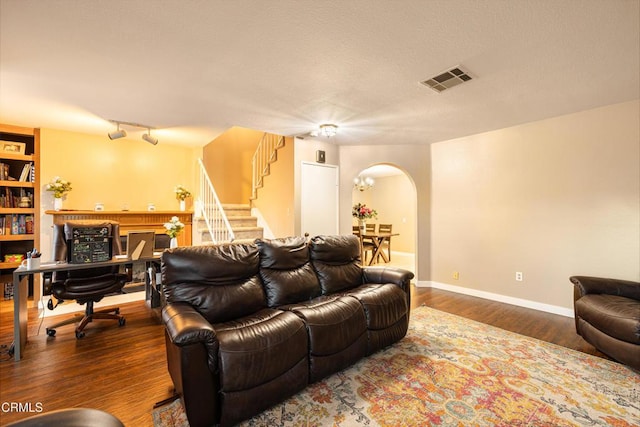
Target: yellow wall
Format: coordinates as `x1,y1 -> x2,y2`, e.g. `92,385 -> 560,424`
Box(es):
252,137 -> 295,238
202,126 -> 263,204
40,128 -> 200,211
39,128 -> 201,258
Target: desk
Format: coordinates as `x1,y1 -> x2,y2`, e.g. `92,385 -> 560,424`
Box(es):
358,232 -> 399,266
11,254 -> 161,361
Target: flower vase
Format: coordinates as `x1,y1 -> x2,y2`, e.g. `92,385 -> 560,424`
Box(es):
54,197 -> 63,211
170,237 -> 178,249
179,200 -> 186,212
358,219 -> 366,234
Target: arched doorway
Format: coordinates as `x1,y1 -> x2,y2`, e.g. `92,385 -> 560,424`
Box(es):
351,164 -> 416,274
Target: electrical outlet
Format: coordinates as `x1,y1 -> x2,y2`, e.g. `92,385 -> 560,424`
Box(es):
453,271 -> 460,280
515,272 -> 523,281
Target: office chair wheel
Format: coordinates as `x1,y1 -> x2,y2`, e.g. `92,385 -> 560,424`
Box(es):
119,318 -> 126,327
46,328 -> 56,337
75,330 -> 85,339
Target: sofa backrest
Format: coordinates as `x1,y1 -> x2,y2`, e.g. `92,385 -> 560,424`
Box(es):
161,243 -> 265,324
256,236 -> 322,307
309,235 -> 363,294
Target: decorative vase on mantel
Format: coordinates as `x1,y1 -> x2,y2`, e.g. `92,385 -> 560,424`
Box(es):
179,200 -> 186,212
170,237 -> 178,249
358,219 -> 366,234
54,197 -> 63,211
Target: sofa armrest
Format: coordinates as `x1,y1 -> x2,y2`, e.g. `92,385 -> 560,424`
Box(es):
362,267 -> 414,291
162,303 -> 220,427
162,302 -> 218,347
570,276 -> 640,301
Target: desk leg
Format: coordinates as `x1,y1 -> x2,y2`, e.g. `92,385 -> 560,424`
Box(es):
12,274 -> 29,361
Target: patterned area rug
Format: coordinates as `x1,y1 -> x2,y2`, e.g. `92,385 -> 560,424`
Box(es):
153,306 -> 640,426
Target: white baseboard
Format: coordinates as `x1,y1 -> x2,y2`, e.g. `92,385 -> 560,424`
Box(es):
416,280 -> 574,318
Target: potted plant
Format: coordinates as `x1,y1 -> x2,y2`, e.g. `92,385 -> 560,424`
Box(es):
164,216 -> 185,248
45,176 -> 72,211
352,203 -> 377,233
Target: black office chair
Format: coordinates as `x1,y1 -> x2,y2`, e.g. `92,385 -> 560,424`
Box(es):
45,220 -> 128,339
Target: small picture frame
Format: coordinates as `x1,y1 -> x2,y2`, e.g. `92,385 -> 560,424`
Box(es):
1,141 -> 26,155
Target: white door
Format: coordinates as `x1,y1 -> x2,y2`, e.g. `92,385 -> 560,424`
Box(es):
301,162 -> 339,237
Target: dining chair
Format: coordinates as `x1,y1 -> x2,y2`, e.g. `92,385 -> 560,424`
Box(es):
353,226 -> 375,264
377,224 -> 393,262
365,223 -> 376,233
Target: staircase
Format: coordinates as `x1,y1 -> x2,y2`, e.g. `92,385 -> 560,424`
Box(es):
252,133 -> 285,200
196,131 -> 284,245
197,204 -> 263,244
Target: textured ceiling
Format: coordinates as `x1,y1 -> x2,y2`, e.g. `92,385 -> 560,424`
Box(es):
1,0 -> 638,147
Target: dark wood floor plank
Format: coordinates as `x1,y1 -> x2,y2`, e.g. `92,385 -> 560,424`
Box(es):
0,286 -> 606,425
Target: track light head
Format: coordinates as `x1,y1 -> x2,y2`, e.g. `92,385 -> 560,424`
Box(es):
142,133 -> 158,145
108,123 -> 127,140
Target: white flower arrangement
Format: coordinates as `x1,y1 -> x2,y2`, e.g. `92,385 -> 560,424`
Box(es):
46,176 -> 72,198
164,216 -> 184,239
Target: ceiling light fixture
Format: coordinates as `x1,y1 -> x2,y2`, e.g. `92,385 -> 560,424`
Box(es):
107,122 -> 127,140
108,120 -> 159,145
319,124 -> 338,138
353,176 -> 375,191
142,128 -> 158,145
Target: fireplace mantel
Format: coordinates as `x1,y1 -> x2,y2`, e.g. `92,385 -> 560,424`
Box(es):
45,210 -> 193,247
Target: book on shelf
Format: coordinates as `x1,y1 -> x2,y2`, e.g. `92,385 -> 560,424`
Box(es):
18,163 -> 32,181
1,214 -> 33,235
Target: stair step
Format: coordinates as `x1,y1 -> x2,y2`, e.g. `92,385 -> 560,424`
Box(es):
222,204 -> 251,217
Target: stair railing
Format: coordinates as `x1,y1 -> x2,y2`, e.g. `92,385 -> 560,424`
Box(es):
251,133 -> 285,199
197,158 -> 235,244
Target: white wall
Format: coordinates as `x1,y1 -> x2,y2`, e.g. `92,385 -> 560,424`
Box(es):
430,100 -> 640,312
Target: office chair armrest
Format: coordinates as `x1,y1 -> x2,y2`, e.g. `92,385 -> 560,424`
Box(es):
363,266 -> 415,291
162,302 -> 218,347
42,272 -> 53,296
570,276 -> 640,301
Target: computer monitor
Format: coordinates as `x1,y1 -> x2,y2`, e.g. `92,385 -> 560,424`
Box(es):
126,231 -> 155,260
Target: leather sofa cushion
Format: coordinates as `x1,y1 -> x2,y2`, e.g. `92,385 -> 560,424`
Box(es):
162,244 -> 266,324
576,294 -> 640,344
214,308 -> 308,392
309,235 -> 362,294
256,237 -> 321,307
282,295 -> 367,356
343,284 -> 408,330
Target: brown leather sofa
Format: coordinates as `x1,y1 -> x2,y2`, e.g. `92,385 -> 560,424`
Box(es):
161,235 -> 414,427
571,276 -> 640,371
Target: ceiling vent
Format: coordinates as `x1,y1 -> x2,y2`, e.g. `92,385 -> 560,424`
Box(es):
421,66 -> 473,93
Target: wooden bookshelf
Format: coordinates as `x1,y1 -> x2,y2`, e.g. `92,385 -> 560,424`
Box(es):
0,124 -> 40,299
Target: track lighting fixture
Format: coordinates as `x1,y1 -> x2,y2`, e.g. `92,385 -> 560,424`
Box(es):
142,129 -> 158,145
108,120 -> 159,145
108,122 -> 127,140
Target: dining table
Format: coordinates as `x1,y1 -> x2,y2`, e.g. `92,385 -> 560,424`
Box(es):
357,231 -> 399,266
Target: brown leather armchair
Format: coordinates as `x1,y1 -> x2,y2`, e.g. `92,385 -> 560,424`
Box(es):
570,276 -> 640,370
45,220 -> 128,339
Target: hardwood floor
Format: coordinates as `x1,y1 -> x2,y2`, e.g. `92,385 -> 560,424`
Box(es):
0,286 -> 607,426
